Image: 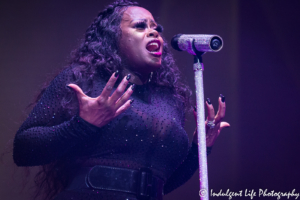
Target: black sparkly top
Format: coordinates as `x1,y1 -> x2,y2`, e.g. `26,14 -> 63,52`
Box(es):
13,67 -> 202,195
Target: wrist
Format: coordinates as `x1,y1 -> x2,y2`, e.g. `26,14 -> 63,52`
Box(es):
192,129 -> 214,148
79,112 -> 104,128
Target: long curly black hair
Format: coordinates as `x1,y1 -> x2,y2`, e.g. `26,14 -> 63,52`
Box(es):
29,0 -> 193,199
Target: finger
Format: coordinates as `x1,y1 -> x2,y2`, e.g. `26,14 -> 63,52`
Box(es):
67,84 -> 88,104
206,122 -> 229,147
215,94 -> 226,123
206,122 -> 221,147
114,99 -> 134,117
219,122 -> 230,132
206,98 -> 215,121
109,74 -> 131,104
115,84 -> 135,108
99,71 -> 120,99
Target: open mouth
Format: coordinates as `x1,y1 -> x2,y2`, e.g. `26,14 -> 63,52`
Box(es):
146,39 -> 162,56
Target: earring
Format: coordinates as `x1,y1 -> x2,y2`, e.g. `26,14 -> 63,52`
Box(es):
148,72 -> 153,83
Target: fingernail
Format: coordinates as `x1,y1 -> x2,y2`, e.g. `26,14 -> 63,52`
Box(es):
206,98 -> 211,105
126,74 -> 131,81
193,106 -> 197,112
220,94 -> 225,102
114,70 -> 119,77
130,99 -> 134,104
131,84 -> 136,91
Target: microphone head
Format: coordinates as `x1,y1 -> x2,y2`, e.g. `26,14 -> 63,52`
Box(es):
171,34 -> 223,54
171,34 -> 183,51
210,37 -> 223,51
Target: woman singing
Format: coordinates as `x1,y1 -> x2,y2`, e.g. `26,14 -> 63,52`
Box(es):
13,0 -> 229,199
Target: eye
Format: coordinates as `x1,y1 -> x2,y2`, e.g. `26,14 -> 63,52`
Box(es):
134,21 -> 147,29
155,24 -> 163,33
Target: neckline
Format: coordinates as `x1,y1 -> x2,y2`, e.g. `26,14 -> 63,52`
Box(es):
127,80 -> 149,88
127,81 -> 151,104
112,76 -> 152,103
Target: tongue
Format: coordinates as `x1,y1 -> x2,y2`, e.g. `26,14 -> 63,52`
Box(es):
146,44 -> 158,52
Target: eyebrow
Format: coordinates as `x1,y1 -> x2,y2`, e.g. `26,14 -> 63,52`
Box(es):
130,18 -> 157,25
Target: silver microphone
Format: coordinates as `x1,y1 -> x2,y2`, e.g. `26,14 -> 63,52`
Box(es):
171,34 -> 223,55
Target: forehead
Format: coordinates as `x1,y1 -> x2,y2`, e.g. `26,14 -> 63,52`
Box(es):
122,6 -> 155,22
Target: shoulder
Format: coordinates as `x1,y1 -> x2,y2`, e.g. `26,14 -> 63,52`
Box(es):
44,67 -> 75,94
48,65 -> 106,92
49,66 -> 74,84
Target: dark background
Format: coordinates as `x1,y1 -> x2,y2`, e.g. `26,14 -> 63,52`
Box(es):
1,0 -> 300,199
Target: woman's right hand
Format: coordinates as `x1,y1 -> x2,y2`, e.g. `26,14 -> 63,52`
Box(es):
67,71 -> 135,128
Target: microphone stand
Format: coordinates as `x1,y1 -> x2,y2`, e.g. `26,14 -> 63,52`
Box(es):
173,34 -> 223,199
193,49 -> 209,200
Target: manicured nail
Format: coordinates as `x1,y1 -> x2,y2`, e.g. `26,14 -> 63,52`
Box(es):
130,99 -> 134,104
131,84 -> 136,91
114,70 -> 119,77
193,106 -> 197,112
126,74 -> 131,81
220,94 -> 225,102
206,98 -> 211,105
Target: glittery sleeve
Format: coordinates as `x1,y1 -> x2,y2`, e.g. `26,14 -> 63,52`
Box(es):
13,69 -> 104,166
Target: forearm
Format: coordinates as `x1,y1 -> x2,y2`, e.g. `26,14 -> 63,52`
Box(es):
13,114 -> 103,166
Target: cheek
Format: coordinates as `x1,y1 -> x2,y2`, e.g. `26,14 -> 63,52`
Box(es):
125,38 -> 143,57
120,36 -> 132,56
120,32 -> 146,65
121,33 -> 135,51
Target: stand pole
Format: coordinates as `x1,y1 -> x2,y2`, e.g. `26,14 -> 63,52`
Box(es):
193,54 -> 209,200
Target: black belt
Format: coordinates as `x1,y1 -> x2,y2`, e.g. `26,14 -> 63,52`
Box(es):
66,165 -> 164,200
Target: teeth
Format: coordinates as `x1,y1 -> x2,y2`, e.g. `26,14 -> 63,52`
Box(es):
149,43 -> 158,47
146,41 -> 160,52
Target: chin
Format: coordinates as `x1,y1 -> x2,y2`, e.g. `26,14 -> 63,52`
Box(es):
148,58 -> 162,68
149,62 -> 162,71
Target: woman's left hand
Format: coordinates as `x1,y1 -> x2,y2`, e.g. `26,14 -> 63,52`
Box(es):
192,95 -> 230,147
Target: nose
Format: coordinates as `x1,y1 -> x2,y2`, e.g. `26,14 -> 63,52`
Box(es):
147,29 -> 159,38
